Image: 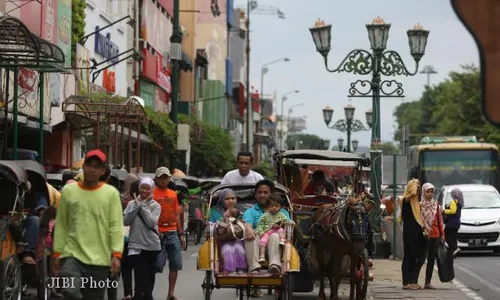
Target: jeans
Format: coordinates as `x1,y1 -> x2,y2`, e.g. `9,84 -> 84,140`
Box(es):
23,215 -> 39,253
154,232 -> 183,273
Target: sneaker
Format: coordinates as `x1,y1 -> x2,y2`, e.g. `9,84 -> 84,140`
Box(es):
258,256 -> 266,263
279,239 -> 285,246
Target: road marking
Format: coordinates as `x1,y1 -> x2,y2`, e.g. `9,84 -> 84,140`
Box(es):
433,265 -> 484,300
455,263 -> 500,299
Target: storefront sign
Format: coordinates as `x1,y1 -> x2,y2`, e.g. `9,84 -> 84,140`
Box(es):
12,68 -> 51,122
141,0 -> 172,54
57,0 -> 72,67
156,54 -> 171,93
140,82 -> 156,109
41,0 -> 57,43
94,27 -> 120,63
76,44 -> 90,95
102,69 -> 116,93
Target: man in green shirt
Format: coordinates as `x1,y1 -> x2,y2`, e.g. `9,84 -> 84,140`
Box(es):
52,149 -> 124,300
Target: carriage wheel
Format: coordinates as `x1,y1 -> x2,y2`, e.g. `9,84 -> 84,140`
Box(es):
194,221 -> 202,245
359,249 -> 369,300
37,249 -> 52,300
275,274 -> 293,300
0,255 -> 22,300
201,271 -> 213,300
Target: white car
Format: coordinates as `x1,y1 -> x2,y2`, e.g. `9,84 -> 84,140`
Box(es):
437,184 -> 500,252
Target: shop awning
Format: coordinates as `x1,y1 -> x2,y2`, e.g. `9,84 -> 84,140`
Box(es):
0,16 -> 65,72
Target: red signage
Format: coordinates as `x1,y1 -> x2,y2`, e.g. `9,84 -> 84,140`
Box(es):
102,69 -> 116,93
158,0 -> 174,15
20,1 -> 41,36
41,0 -> 58,43
252,92 -> 260,113
142,48 -> 157,82
156,54 -> 171,93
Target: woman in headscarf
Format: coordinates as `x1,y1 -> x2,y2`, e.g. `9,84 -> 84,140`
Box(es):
208,189 -> 247,274
121,173 -> 140,209
399,179 -> 427,290
444,188 -> 463,255
123,177 -> 161,300
420,183 -> 444,289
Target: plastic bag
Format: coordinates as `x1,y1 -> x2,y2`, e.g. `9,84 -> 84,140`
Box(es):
436,240 -> 455,282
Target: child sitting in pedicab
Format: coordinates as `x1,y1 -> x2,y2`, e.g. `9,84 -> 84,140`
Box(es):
256,194 -> 290,263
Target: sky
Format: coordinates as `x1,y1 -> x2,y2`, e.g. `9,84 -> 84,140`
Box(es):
232,0 -> 480,147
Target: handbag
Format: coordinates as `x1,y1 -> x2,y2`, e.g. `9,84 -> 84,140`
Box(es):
436,209 -> 455,282
215,217 -> 245,242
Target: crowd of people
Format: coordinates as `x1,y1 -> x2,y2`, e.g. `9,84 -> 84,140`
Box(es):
399,179 -> 462,290
50,149 -> 294,300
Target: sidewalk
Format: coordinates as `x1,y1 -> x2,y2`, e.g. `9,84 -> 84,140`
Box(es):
367,259 -> 481,300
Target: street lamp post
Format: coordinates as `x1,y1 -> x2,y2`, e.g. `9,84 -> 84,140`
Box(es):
352,139 -> 359,152
337,137 -> 344,151
322,104 -> 371,152
286,103 -> 304,149
260,57 -> 290,100
279,90 -> 300,148
309,17 -> 429,228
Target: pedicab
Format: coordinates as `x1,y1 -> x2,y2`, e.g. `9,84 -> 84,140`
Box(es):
110,169 -> 128,192
197,183 -> 300,300
0,161 -> 29,300
46,173 -> 63,191
13,160 -> 58,300
199,178 -> 222,222
275,150 -> 372,299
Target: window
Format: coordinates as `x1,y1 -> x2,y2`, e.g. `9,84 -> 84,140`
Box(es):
105,0 -> 113,15
444,190 -> 500,209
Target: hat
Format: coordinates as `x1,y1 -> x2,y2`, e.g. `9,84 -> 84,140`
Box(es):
85,149 -> 106,163
155,166 -> 171,178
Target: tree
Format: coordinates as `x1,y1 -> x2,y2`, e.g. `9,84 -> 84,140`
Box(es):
71,0 -> 86,66
394,65 -> 500,145
179,115 -> 234,177
286,133 -> 328,150
379,142 -> 400,155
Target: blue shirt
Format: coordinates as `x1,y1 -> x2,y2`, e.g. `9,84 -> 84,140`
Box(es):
243,204 -> 290,229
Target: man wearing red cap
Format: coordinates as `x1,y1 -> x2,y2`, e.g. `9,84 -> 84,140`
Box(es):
52,149 -> 124,300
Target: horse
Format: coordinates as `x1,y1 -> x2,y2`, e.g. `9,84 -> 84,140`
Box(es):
309,198 -> 370,300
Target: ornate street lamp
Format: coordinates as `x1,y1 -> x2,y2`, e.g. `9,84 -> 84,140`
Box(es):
310,16 -> 429,229
322,104 -> 370,152
337,137 -> 344,151
352,139 -> 359,152
365,109 -> 373,128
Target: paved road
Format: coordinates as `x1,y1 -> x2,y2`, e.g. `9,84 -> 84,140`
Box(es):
454,250 -> 500,300
114,243 -> 356,300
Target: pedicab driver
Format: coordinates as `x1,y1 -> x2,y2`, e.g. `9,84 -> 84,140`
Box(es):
52,149 -> 123,300
221,151 -> 264,184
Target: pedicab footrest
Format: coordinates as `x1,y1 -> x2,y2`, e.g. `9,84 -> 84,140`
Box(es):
216,273 -> 284,287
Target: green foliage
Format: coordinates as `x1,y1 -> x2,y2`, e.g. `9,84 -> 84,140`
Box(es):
143,107 -> 177,166
394,65 -> 500,145
86,92 -> 126,104
379,142 -> 400,155
180,114 -> 234,176
252,162 -> 274,179
71,0 -> 86,66
286,133 -> 328,150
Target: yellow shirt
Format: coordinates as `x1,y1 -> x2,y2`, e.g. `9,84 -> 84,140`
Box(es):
445,199 -> 458,215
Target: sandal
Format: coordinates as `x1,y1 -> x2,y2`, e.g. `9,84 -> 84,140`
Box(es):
424,284 -> 436,290
22,256 -> 36,265
250,288 -> 263,298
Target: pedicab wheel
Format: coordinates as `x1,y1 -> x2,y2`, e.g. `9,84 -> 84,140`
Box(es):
201,271 -> 213,300
0,254 -> 22,300
194,220 -> 202,245
359,249 -> 369,300
36,249 -> 51,300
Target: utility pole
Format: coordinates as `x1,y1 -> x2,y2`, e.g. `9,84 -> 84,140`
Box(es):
169,0 -> 182,168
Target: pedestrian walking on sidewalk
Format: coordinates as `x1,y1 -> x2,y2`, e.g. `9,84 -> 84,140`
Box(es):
153,167 -> 186,300
420,183 -> 445,289
123,177 -> 161,300
399,179 -> 427,290
444,188 -> 463,256
52,149 -> 124,300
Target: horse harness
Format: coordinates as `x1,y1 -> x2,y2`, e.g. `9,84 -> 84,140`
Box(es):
310,201 -> 351,242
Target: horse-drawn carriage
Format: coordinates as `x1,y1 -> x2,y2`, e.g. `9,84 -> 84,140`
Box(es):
0,160 -> 59,300
276,150 -> 372,300
197,183 -> 300,300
